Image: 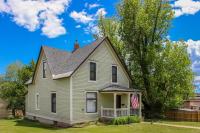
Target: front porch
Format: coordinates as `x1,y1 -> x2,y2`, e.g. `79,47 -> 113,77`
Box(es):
99,85 -> 142,119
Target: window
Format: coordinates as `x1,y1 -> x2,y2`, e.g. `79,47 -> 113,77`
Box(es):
112,65 -> 117,83
51,92 -> 56,113
90,62 -> 96,81
86,92 -> 97,113
43,61 -> 47,78
35,93 -> 39,110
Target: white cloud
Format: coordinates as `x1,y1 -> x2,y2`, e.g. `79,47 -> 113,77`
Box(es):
95,8 -> 107,17
187,39 -> 200,56
70,11 -> 94,24
84,3 -> 101,9
185,39 -> 200,77
172,0 -> 200,17
84,22 -> 99,34
75,25 -> 81,28
40,12 -> 66,38
0,0 -> 70,38
88,3 -> 101,9
0,0 -> 10,12
70,8 -> 107,34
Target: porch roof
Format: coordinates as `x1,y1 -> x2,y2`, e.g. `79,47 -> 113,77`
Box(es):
99,84 -> 140,93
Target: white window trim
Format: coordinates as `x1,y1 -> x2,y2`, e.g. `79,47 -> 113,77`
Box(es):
35,93 -> 40,110
50,91 -> 57,114
42,60 -> 47,79
70,76 -> 73,123
88,61 -> 97,82
111,64 -> 118,84
85,91 -> 98,114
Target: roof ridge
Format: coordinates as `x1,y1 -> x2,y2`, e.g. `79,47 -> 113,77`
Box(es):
42,37 -> 105,54
42,45 -> 71,54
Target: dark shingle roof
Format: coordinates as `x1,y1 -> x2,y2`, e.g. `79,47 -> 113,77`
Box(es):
99,84 -> 140,92
44,37 -> 105,77
26,37 -> 132,85
43,46 -> 72,76
26,37 -> 106,84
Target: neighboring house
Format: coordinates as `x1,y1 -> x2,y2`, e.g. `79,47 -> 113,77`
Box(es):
0,98 -> 9,118
183,94 -> 200,110
25,37 -> 141,126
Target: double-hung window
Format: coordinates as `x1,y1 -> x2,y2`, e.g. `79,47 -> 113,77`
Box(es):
112,65 -> 117,83
35,93 -> 39,110
43,61 -> 47,78
90,62 -> 96,81
51,92 -> 56,113
86,92 -> 97,113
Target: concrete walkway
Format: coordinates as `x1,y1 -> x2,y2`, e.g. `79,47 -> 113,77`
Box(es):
142,122 -> 200,130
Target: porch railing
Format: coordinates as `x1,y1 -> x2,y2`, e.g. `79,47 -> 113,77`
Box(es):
116,108 -> 128,117
101,107 -> 139,118
101,108 -> 114,118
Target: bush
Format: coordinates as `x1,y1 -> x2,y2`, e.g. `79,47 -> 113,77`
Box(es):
128,115 -> 141,123
111,115 -> 141,125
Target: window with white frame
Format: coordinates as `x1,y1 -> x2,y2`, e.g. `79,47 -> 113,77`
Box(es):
51,92 -> 56,113
112,65 -> 117,83
35,93 -> 39,110
86,92 -> 97,113
43,60 -> 47,78
89,62 -> 96,81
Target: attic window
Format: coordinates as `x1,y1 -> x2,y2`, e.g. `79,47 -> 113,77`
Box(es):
43,61 -> 47,78
90,62 -> 96,81
112,65 -> 117,83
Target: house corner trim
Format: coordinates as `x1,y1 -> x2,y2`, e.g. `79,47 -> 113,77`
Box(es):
69,76 -> 73,124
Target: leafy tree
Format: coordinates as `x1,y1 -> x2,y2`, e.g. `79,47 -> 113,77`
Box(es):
149,41 -> 194,115
97,15 -> 125,57
5,61 -> 23,82
0,60 -> 35,116
96,0 -> 194,117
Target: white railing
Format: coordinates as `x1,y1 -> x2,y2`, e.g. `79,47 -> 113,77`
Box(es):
101,107 -> 129,118
101,107 -> 114,118
116,108 -> 128,117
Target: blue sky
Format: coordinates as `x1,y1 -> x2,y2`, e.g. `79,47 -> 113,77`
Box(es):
0,0 -> 200,80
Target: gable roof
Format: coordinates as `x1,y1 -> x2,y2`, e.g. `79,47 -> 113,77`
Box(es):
27,37 -> 132,84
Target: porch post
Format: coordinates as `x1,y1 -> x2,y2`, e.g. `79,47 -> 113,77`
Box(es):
114,93 -> 117,118
139,93 -> 142,118
127,93 -> 130,116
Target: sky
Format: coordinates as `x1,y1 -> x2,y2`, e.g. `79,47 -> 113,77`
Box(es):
0,0 -> 200,84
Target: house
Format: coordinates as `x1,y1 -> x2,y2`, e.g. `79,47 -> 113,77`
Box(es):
183,93 -> 200,110
25,37 -> 142,126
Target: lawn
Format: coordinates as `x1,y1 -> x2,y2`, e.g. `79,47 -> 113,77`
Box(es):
157,120 -> 200,127
0,119 -> 200,133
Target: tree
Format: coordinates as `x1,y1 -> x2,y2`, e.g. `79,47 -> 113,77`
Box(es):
149,41 -> 194,115
96,0 -> 194,117
97,15 -> 125,57
5,61 -> 23,82
0,60 -> 35,116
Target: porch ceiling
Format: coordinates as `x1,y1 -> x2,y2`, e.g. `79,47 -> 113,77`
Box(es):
99,84 -> 140,93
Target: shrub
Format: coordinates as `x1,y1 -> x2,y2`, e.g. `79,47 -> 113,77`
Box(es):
111,115 -> 141,125
128,115 -> 141,123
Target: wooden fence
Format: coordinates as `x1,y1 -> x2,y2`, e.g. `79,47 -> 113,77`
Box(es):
166,109 -> 200,122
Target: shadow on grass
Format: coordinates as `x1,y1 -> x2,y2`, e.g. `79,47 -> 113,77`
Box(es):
14,119 -> 63,130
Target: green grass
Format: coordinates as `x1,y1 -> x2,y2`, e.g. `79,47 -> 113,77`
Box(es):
0,119 -> 200,133
158,120 -> 200,127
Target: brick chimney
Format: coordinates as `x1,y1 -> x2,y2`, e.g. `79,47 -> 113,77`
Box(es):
73,40 -> 80,52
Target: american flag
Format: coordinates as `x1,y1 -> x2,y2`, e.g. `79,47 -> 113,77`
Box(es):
131,94 -> 139,109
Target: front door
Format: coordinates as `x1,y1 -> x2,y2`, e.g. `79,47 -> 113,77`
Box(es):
116,95 -> 121,108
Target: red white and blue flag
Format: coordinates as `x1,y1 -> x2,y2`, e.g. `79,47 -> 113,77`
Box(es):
131,94 -> 139,109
